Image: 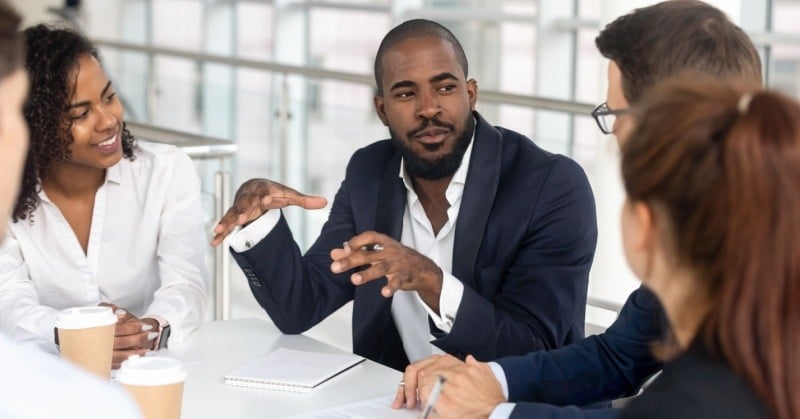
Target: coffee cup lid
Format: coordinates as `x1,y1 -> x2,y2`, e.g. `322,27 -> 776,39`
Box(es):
55,306 -> 118,330
116,356 -> 187,386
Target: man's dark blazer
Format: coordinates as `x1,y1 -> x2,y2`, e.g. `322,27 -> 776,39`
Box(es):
496,287 -> 666,419
231,112 -> 597,371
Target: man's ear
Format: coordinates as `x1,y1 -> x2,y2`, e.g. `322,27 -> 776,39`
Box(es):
466,78 -> 478,110
374,94 -> 389,126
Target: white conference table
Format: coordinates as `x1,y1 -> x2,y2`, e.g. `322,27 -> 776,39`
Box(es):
158,318 -> 402,418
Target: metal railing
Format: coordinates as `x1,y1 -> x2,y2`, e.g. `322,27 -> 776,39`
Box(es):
126,121 -> 236,321
587,296 -> 623,314
94,39 -> 597,115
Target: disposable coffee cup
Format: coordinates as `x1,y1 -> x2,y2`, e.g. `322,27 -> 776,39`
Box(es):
117,356 -> 186,419
56,306 -> 117,379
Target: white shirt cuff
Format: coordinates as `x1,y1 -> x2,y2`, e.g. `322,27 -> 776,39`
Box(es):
489,403 -> 516,419
488,362 -> 510,399
417,272 -> 463,333
225,210 -> 281,253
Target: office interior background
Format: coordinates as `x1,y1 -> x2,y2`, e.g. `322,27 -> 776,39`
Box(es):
10,0 -> 800,351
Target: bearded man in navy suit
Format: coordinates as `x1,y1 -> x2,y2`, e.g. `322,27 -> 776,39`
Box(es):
211,19 -> 597,372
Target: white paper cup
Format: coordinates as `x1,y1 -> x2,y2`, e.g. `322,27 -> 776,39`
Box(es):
55,306 -> 117,379
117,356 -> 186,419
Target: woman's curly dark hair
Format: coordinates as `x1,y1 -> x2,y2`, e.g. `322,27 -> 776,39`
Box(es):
13,24 -> 136,222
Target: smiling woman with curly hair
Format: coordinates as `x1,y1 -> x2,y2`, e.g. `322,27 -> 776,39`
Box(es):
0,24 -> 208,369
13,24 -> 136,223
0,5 -> 149,418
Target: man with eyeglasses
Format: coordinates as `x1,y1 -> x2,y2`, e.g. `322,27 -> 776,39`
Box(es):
394,1 -> 764,418
590,102 -> 630,137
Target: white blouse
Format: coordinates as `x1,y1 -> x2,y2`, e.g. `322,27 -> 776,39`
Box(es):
0,142 -> 208,353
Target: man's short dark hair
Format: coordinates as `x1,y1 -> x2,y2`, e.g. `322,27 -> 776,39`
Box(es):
0,0 -> 22,78
596,0 -> 762,104
373,19 -> 468,96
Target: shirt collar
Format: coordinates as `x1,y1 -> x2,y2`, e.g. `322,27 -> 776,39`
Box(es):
399,117 -> 476,192
36,163 -> 123,203
106,161 -> 122,185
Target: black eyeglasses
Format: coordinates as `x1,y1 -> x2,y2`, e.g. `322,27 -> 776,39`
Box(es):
591,102 -> 630,135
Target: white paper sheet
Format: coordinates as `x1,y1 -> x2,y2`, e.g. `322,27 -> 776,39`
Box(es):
286,396 -> 420,419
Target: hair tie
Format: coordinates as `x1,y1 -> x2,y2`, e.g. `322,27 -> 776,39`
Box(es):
737,93 -> 754,114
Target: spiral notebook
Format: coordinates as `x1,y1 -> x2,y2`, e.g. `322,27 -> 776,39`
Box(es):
224,348 -> 365,393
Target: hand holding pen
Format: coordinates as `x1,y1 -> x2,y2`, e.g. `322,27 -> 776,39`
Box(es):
393,354 -> 506,419
420,375 -> 445,419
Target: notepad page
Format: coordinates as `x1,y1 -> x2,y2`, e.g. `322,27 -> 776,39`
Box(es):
285,396 -> 419,418
224,348 -> 365,391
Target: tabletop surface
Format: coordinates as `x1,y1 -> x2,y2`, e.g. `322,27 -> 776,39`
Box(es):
161,318 -> 402,418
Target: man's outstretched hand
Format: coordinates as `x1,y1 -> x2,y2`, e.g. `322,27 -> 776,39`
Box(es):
210,178 -> 327,246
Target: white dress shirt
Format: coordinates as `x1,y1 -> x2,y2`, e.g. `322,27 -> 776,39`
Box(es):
227,132 -> 474,363
391,136 -> 472,362
0,142 -> 208,353
0,333 -> 142,418
488,361 -> 515,419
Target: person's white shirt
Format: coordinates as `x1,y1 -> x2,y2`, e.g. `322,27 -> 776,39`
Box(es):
0,332 -> 143,418
227,128 -> 475,363
488,362 -> 515,418
0,142 -> 208,352
390,136 -> 472,362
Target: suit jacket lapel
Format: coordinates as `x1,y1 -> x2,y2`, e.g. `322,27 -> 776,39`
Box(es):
374,151 -> 405,239
353,150 -> 406,367
453,112 -> 502,289
365,149 -> 404,299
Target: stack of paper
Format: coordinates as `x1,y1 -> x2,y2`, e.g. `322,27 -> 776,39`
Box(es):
224,348 -> 365,393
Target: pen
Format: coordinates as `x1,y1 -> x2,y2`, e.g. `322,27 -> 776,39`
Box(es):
343,241 -> 384,252
421,375 -> 445,419
362,243 -> 383,252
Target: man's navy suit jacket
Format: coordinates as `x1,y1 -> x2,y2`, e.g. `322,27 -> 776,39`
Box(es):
231,112 -> 598,371
497,286 -> 666,418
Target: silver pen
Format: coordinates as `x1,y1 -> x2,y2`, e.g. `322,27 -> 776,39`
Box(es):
342,242 -> 384,252
421,375 -> 445,419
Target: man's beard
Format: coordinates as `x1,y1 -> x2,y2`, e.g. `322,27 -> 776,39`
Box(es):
390,115 -> 475,181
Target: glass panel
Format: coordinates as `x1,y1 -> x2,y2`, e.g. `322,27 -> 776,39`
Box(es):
309,9 -> 390,73
236,3 -> 274,61
575,29 -> 602,104
770,1 -> 800,98
202,64 -> 235,139
203,4 -> 235,141
498,21 -> 536,95
151,0 -> 203,50
234,69 -> 276,181
499,2 -> 537,95
152,55 -> 202,132
310,0 -> 390,5
571,114 -> 601,178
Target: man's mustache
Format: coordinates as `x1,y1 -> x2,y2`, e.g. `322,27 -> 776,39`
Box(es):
407,118 -> 455,138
